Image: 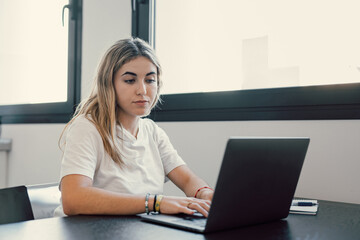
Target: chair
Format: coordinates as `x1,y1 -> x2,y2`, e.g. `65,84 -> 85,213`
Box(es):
27,183 -> 61,219
0,185 -> 34,224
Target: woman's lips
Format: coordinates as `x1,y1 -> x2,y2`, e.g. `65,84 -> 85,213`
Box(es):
134,100 -> 149,106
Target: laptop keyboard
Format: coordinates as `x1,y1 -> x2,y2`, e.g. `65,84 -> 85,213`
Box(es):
174,215 -> 207,228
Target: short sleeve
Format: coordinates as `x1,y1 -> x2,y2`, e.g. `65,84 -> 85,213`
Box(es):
60,116 -> 104,181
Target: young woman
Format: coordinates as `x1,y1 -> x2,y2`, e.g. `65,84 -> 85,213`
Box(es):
54,38 -> 213,217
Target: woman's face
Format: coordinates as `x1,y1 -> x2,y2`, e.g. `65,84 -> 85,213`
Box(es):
113,56 -> 158,120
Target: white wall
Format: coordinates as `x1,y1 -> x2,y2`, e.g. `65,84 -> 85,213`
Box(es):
2,0 -> 360,204
160,120 -> 360,204
2,124 -> 64,186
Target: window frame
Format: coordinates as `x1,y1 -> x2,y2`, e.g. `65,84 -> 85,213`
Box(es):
0,0 -> 82,124
134,0 -> 360,121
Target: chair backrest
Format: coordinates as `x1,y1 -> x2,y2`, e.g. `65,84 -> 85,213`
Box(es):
27,183 -> 61,219
0,185 -> 34,224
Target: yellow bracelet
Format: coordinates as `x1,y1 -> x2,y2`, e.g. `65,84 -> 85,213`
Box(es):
155,195 -> 163,213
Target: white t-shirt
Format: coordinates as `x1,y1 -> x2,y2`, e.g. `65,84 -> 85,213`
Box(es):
54,115 -> 185,216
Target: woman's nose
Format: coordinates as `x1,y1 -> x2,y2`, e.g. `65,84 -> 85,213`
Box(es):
136,81 -> 147,95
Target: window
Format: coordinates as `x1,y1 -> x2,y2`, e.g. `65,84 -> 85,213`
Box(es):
0,0 -> 82,123
132,0 -> 360,121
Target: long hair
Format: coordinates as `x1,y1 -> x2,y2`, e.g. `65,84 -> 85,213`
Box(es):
60,38 -> 162,166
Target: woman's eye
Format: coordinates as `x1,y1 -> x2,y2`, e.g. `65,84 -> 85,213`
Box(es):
146,79 -> 156,84
124,79 -> 135,84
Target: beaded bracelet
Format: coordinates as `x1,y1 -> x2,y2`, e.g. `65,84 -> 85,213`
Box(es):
194,186 -> 214,198
145,193 -> 150,215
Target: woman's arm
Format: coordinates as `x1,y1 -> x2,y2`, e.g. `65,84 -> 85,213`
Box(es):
61,174 -> 153,215
61,173 -> 211,217
167,165 -> 214,201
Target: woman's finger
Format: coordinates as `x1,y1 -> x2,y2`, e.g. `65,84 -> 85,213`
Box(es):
188,199 -> 211,212
181,206 -> 196,215
187,202 -> 208,217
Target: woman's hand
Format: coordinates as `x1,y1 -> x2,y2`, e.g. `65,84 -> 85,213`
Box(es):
159,196 -> 211,217
196,188 -> 214,201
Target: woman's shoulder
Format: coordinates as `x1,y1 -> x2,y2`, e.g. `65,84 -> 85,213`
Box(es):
70,114 -> 94,126
63,114 -> 104,149
140,117 -> 158,131
141,117 -> 155,125
68,114 -> 99,135
140,117 -> 167,139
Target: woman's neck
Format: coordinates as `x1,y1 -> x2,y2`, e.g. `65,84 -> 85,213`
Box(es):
118,115 -> 140,138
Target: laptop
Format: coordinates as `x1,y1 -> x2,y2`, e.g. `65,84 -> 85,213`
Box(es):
140,137 -> 310,233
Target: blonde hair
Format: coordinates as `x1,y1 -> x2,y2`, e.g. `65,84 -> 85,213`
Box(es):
60,38 -> 162,166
